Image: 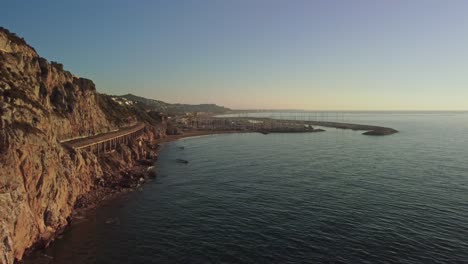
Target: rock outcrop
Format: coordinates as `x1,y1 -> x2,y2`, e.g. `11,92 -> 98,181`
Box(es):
362,128 -> 398,136
0,27 -> 165,264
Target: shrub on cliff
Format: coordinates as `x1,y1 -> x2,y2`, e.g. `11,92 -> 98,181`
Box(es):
50,61 -> 64,71
96,93 -> 164,126
96,93 -> 133,126
0,27 -> 29,47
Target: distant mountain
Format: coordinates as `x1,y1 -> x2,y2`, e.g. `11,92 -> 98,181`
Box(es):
118,94 -> 231,114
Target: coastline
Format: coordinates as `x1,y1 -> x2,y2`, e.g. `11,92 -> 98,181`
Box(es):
69,130 -> 249,220
23,124 -> 390,261
68,121 -> 394,220
157,129 -> 252,143
20,129 -> 249,261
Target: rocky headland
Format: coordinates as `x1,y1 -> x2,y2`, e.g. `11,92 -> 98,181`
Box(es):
0,27 -> 171,264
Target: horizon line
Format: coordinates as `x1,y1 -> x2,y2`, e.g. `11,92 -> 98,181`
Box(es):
229,109 -> 468,112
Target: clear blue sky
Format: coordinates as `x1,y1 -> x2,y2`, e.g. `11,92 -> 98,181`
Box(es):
2,0 -> 468,110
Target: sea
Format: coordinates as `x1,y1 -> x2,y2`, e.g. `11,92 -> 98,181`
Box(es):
25,111 -> 468,264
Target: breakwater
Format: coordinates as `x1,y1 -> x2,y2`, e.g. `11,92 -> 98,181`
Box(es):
187,117 -> 398,136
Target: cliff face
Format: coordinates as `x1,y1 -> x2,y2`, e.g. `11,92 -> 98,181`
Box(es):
0,28 -> 164,264
0,28 -> 116,140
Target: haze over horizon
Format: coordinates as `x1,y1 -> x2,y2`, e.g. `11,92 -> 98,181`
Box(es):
2,0 -> 468,110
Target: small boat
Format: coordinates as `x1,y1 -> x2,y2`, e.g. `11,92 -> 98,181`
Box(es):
176,159 -> 189,164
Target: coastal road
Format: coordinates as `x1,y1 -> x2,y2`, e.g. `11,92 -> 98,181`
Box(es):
63,122 -> 146,150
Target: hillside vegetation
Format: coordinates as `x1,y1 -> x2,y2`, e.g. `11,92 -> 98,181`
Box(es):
118,93 -> 231,114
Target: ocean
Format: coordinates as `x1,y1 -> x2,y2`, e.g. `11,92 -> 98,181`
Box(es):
25,112 -> 468,263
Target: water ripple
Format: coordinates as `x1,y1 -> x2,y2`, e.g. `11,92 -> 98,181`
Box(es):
24,113 -> 468,264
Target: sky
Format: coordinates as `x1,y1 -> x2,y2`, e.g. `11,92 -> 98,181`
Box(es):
2,0 -> 468,110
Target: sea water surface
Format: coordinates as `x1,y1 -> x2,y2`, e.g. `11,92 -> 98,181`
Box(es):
26,112 -> 468,263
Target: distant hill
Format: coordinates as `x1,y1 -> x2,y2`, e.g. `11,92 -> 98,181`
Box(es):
117,94 -> 231,114
119,94 -> 169,110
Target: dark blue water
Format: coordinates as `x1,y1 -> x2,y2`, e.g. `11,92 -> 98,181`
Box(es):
27,112 -> 468,263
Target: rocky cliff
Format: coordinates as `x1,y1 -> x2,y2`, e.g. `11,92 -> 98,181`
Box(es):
0,27 -> 165,264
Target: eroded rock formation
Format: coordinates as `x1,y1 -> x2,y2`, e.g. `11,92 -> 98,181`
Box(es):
0,27 -> 165,264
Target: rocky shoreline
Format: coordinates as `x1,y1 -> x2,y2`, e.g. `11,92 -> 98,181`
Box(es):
18,129 -> 245,262
18,124 -> 398,262
65,130 -> 257,217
